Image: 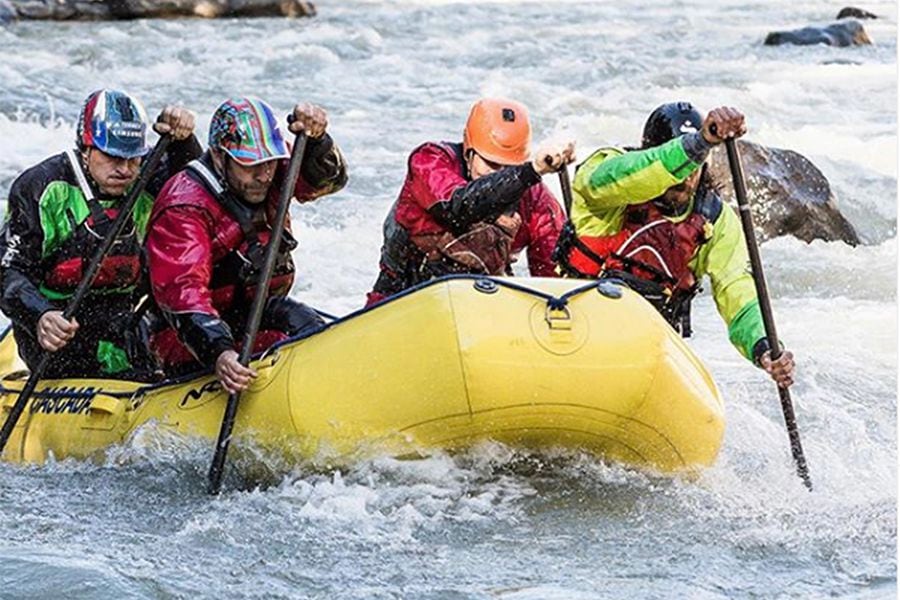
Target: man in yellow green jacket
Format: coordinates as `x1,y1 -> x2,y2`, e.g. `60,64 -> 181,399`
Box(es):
557,102 -> 795,387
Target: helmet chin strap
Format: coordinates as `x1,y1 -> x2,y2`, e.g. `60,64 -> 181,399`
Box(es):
77,148 -> 107,198
210,148 -> 234,189
463,148 -> 476,180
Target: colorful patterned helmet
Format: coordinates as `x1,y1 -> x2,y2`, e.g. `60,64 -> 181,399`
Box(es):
641,102 -> 704,148
208,97 -> 289,166
463,97 -> 531,165
77,89 -> 150,159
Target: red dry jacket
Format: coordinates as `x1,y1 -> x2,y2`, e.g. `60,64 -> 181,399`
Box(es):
394,142 -> 564,276
146,160 -> 314,316
146,139 -> 346,366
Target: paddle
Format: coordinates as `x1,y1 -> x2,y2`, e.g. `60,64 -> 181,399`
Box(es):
207,131 -> 308,495
0,135 -> 172,454
544,155 -> 573,218
557,162 -> 573,218
724,138 -> 812,491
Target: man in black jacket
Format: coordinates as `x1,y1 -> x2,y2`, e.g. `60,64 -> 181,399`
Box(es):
0,89 -> 200,379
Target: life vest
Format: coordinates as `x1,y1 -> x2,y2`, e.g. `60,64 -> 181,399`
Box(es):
185,159 -> 297,311
42,151 -> 142,296
557,188 -> 721,336
408,210 -> 521,277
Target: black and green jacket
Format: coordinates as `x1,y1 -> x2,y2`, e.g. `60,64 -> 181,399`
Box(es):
0,137 -> 201,362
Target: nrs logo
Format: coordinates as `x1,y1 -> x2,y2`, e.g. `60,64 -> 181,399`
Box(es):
180,380 -> 221,407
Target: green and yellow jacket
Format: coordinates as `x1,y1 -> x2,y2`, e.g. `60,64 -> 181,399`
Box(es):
568,132 -> 768,364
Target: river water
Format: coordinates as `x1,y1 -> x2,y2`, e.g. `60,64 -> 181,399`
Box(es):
0,1 -> 895,598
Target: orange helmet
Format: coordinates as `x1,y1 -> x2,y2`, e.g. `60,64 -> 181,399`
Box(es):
462,98 -> 531,165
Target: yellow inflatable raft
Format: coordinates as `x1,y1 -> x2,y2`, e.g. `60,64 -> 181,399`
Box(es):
0,276 -> 725,473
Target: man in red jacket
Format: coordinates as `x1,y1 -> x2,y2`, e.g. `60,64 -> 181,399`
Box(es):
145,97 -> 347,393
365,97 -> 574,306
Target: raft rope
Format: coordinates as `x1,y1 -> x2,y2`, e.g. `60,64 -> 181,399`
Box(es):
465,276 -> 617,310
0,276 -> 621,398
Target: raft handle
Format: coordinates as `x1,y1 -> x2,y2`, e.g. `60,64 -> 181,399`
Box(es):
88,396 -> 123,416
544,304 -> 573,330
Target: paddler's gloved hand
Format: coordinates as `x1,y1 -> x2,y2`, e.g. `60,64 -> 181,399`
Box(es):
760,349 -> 795,388
532,140 -> 576,175
215,349 -> 258,394
701,106 -> 747,144
37,310 -> 79,352
153,106 -> 196,141
289,103 -> 328,139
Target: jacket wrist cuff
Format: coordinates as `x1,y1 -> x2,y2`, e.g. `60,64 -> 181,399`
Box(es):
170,312 -> 236,367
752,337 -> 785,367
520,162 -> 542,186
34,304 -> 56,325
194,326 -> 235,366
682,131 -> 714,164
752,338 -> 770,367
208,339 -> 236,365
20,300 -> 56,339
305,132 -> 333,152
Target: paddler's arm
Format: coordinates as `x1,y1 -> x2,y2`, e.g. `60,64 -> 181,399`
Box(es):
164,134 -> 203,173
294,133 -> 348,200
693,204 -> 795,386
146,106 -> 203,196
407,143 -> 541,236
145,206 -> 236,366
0,170 -> 56,336
572,132 -> 715,210
288,103 -> 348,202
146,205 -> 256,394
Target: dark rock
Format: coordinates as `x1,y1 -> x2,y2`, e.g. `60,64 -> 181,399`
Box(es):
11,1 -> 66,19
0,0 -> 15,22
228,0 -> 315,17
7,0 -> 315,20
837,7 -> 877,19
764,20 -> 872,47
821,58 -> 863,65
707,140 -> 859,246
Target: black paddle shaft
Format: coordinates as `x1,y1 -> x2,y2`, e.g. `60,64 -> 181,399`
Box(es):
207,132 -> 309,495
0,136 -> 172,455
724,138 -> 812,491
557,163 -> 573,218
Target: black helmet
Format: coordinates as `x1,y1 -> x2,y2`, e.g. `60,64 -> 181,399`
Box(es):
641,102 -> 703,148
